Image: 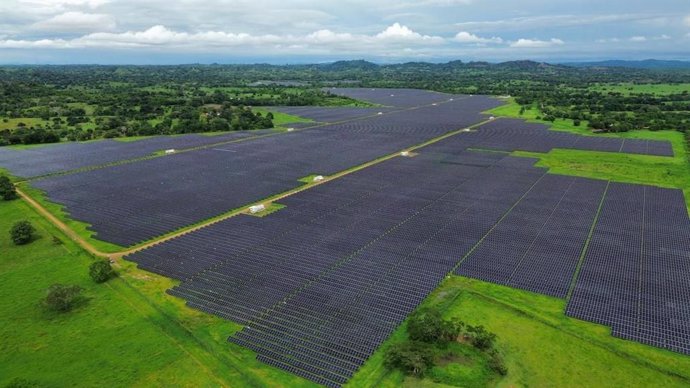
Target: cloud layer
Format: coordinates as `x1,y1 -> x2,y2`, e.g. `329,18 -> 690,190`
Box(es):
0,0 -> 688,63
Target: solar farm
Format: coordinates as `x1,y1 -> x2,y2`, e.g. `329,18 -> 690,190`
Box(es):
4,88 -> 690,387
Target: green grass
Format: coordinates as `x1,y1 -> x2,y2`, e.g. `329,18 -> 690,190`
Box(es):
591,83 -> 690,96
19,184 -> 124,253
298,174 -> 328,184
0,195 -> 320,388
0,199 -> 226,387
488,98 -> 690,210
254,108 -> 314,127
246,202 -> 286,217
0,117 -> 49,130
351,277 -> 690,388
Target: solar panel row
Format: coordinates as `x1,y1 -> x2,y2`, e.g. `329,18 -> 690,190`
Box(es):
459,119 -> 674,157
128,151 -> 548,386
31,95 -> 501,246
456,175 -> 607,298
0,129 -> 274,178
567,183 -> 690,355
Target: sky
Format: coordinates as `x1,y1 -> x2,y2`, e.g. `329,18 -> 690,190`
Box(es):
0,0 -> 689,64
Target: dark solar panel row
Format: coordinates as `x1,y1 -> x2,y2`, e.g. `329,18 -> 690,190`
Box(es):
129,151 -> 547,387
0,129 -> 273,178
326,87 -> 460,108
267,106 -> 396,123
566,183 -> 690,355
461,119 -> 674,157
456,175 -> 607,298
31,96 -> 502,246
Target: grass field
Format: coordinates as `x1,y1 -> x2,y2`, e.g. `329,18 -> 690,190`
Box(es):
0,196 -> 320,388
349,277 -> 690,387
590,83 -> 690,95
487,98 -> 690,211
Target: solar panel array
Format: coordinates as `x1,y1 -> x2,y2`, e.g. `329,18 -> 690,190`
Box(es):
327,88 -> 461,108
31,95 -> 501,246
460,119 -> 674,157
129,150 -> 547,387
0,130 -> 273,178
126,142 -> 690,386
267,106 -> 396,123
566,183 -> 690,355
456,175 -> 607,298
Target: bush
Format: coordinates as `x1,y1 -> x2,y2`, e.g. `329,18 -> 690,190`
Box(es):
488,350 -> 508,376
384,341 -> 435,377
0,175 -> 17,200
10,220 -> 35,245
466,325 -> 497,350
89,259 -> 115,283
408,307 -> 464,344
3,378 -> 40,388
44,284 -> 83,312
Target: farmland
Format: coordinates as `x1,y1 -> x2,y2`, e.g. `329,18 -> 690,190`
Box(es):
2,82 -> 690,388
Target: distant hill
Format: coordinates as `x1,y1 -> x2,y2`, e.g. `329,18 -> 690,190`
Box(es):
565,59 -> 690,69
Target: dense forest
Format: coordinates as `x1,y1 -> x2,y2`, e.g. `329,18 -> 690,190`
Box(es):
1,61 -> 689,145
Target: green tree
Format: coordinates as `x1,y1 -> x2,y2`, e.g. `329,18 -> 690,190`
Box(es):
384,341 -> 435,377
44,284 -> 83,312
0,175 -> 17,200
466,325 -> 497,350
89,259 -> 115,283
10,220 -> 35,245
407,307 -> 463,343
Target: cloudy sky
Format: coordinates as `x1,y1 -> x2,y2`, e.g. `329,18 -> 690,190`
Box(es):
0,0 -> 689,64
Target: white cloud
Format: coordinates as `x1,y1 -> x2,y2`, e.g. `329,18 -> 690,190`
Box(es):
32,11 -> 116,32
455,14 -> 665,32
683,15 -> 690,27
510,38 -> 564,48
375,22 -> 443,42
0,23 -> 446,51
630,36 -> 647,42
454,31 -> 502,44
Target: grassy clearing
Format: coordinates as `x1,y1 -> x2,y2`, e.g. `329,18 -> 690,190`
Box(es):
0,117 -> 49,130
254,108 -> 314,127
0,194 -> 320,388
488,98 -> 690,210
351,277 -> 690,388
590,83 -> 690,96
0,199 -> 225,387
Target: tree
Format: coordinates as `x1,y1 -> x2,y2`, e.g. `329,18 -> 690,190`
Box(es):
0,175 -> 17,200
407,307 -> 463,343
384,341 -> 435,377
44,284 -> 83,312
89,259 -> 115,283
465,325 -> 497,350
10,220 -> 35,245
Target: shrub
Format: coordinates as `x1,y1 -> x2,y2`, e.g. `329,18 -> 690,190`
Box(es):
0,175 -> 17,200
89,259 -> 115,283
3,378 -> 40,388
466,325 -> 497,350
384,341 -> 435,377
44,284 -> 83,312
408,307 -> 464,344
488,350 -> 508,376
10,220 -> 35,245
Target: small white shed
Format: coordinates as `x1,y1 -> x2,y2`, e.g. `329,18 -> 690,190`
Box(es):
249,204 -> 266,214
